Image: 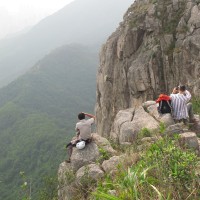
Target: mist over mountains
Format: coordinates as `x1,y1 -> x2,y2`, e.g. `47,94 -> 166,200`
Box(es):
0,0 -> 133,87
0,0 -> 133,199
0,44 -> 98,199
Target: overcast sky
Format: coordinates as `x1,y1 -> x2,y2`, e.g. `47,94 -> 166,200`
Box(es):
0,0 -> 74,39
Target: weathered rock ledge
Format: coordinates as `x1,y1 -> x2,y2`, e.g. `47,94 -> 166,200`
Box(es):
58,101 -> 200,200
95,0 -> 200,138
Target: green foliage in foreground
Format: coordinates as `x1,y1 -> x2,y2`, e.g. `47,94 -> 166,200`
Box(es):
93,136 -> 200,200
192,97 -> 200,115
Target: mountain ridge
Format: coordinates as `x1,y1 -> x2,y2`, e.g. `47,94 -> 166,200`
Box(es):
0,0 -> 133,87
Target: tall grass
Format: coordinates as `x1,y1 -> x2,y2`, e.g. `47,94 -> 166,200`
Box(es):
92,136 -> 200,200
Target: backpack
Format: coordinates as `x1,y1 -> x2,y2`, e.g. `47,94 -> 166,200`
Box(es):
158,100 -> 172,114
156,94 -> 172,114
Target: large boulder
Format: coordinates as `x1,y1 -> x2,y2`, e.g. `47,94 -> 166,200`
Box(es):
76,163 -> 104,183
165,123 -> 185,136
58,134 -> 115,200
146,103 -> 160,119
112,106 -> 159,143
111,108 -> 135,142
179,132 -> 200,153
132,106 -> 160,131
102,155 -> 125,174
142,101 -> 157,109
159,113 -> 175,127
70,142 -> 100,172
143,101 -> 175,127
92,133 -> 117,156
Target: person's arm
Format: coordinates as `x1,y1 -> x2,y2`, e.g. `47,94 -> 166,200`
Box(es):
83,112 -> 95,119
184,90 -> 191,101
75,124 -> 80,137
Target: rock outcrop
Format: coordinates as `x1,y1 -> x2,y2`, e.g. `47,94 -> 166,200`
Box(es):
58,103 -> 200,200
70,142 -> 100,172
111,105 -> 160,143
58,134 -> 116,200
95,0 -> 200,138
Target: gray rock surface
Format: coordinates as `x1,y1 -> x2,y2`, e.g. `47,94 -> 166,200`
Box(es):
112,106 -> 159,143
70,142 -> 100,172
95,0 -> 200,138
92,133 -> 117,155
165,123 -> 185,136
58,136 -> 114,200
179,132 -> 200,153
142,100 -> 157,109
159,113 -> 175,127
76,163 -> 104,183
102,155 -> 124,174
58,162 -> 76,200
147,103 -> 160,119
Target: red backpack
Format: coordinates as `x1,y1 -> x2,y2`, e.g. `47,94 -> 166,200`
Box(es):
156,94 -> 172,114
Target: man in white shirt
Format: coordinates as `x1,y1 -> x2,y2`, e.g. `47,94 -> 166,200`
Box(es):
75,112 -> 95,140
170,85 -> 191,124
66,112 -> 95,163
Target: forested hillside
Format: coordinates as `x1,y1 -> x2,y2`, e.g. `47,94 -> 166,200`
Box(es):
0,44 -> 98,199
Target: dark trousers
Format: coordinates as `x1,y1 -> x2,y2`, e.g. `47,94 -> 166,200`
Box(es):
66,138 -> 91,161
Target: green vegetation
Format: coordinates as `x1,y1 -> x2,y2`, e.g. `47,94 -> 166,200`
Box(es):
192,97 -> 200,115
159,122 -> 166,134
0,44 -> 98,199
38,175 -> 58,200
128,3 -> 149,28
138,128 -> 152,138
19,171 -> 58,200
97,147 -> 112,164
154,0 -> 186,34
92,136 -> 200,200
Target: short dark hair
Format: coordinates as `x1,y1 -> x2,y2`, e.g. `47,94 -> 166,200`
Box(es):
78,112 -> 85,120
179,85 -> 186,92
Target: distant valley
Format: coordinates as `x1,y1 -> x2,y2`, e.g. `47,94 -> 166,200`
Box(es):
0,44 -> 98,199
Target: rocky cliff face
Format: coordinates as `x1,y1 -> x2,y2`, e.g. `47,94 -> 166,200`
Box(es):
96,0 -> 200,137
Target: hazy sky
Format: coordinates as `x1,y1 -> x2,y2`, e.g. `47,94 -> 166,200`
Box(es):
0,0 -> 74,39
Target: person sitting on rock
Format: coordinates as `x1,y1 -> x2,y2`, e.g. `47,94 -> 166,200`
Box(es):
170,85 -> 192,124
65,112 -> 95,163
172,86 -> 197,124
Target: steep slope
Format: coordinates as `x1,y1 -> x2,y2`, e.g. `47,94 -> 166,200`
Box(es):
0,0 -> 133,87
0,44 -> 98,200
96,0 -> 200,137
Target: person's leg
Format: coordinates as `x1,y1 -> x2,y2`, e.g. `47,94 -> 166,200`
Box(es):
187,102 -> 195,122
66,142 -> 71,148
66,139 -> 80,162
